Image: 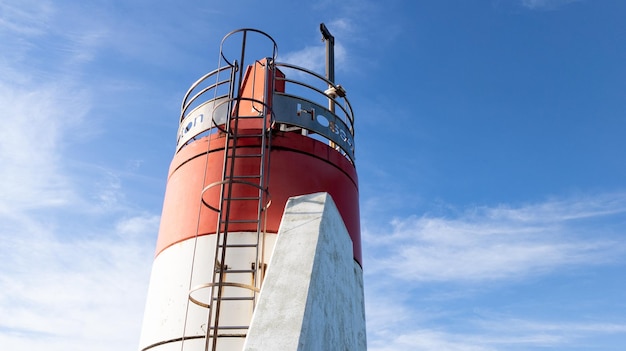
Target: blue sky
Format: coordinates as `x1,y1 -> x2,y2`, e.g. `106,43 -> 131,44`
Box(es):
1,0 -> 625,350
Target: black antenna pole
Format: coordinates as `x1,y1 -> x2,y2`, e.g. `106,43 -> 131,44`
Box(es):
320,22 -> 336,119
320,23 -> 335,84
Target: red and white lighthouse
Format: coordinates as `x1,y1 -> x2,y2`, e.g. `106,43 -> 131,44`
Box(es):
139,27 -> 366,351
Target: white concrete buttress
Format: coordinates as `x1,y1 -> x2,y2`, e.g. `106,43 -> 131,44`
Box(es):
244,192 -> 367,351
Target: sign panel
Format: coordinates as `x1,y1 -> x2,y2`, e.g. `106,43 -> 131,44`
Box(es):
176,97 -> 229,152
272,94 -> 355,161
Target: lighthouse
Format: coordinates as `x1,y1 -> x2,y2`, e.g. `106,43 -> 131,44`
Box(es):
138,27 -> 366,351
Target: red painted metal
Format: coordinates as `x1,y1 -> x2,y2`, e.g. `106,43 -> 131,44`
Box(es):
155,130 -> 362,264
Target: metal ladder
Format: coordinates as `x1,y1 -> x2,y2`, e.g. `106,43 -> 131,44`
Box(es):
193,58 -> 274,351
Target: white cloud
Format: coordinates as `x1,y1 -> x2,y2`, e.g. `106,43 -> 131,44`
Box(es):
0,1 -> 156,215
117,214 -> 161,238
0,214 -> 156,351
280,40 -> 347,76
363,193 -> 626,349
0,82 -> 89,211
0,3 -> 163,350
0,0 -> 54,36
366,313 -> 626,351
521,0 -> 581,10
480,318 -> 626,335
280,45 -> 326,73
0,1 -> 108,81
364,193 -> 626,283
369,329 -> 497,351
0,1 -> 110,214
368,317 -> 563,351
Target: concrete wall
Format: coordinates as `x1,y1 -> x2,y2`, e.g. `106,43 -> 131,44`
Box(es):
244,192 -> 367,351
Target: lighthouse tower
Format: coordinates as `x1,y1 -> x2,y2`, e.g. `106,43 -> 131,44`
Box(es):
138,27 -> 366,351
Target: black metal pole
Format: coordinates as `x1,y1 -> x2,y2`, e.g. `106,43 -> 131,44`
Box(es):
320,23 -> 335,84
320,23 -> 335,115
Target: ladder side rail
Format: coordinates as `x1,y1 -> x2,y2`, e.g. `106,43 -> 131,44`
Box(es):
191,28 -> 279,350
250,60 -> 273,301
202,60 -> 239,351
208,30 -> 250,350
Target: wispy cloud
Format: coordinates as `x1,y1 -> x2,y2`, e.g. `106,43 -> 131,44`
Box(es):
0,1 -> 99,213
0,0 -> 54,36
280,42 -> 347,76
368,318 -> 626,351
278,17 -> 353,75
369,328 -> 497,351
0,75 -> 157,348
0,3 -> 163,350
364,193 -> 626,283
364,193 -> 626,349
0,81 -> 89,211
0,1 -> 108,81
0,0 -> 169,214
0,213 -> 157,351
480,318 -> 626,335
520,0 -> 581,10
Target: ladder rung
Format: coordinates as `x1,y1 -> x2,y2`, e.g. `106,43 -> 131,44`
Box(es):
237,134 -> 263,140
227,176 -> 262,181
208,333 -> 247,338
202,111 -> 270,343
208,325 -> 249,330
223,269 -> 255,273
230,174 -> 261,178
227,154 -> 263,158
235,115 -> 264,119
215,296 -> 255,301
221,219 -> 260,224
232,137 -> 264,141
235,134 -> 264,138
219,244 -> 258,248
225,142 -> 263,147
224,196 -> 261,201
